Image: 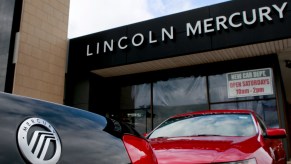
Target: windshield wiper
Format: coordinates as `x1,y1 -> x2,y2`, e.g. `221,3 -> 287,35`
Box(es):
196,134 -> 222,136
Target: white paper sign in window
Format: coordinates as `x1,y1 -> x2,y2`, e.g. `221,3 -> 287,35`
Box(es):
226,68 -> 274,98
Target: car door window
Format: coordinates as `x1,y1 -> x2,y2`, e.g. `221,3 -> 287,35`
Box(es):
256,115 -> 267,136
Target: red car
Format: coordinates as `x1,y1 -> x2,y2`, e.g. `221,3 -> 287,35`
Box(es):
146,110 -> 287,164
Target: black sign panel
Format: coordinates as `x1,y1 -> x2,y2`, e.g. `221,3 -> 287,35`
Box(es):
68,0 -> 291,72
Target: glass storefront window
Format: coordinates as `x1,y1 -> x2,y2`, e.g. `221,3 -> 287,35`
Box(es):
118,68 -> 280,133
209,69 -> 278,128
210,100 -> 279,128
119,84 -> 151,134
153,76 -> 208,127
208,73 -> 276,103
120,84 -> 150,110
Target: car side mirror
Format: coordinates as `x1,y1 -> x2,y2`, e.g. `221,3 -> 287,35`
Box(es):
265,128 -> 287,139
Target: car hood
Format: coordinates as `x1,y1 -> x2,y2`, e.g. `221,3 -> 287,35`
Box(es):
148,136 -> 261,163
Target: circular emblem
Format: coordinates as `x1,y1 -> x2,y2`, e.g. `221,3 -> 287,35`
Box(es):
17,118 -> 61,164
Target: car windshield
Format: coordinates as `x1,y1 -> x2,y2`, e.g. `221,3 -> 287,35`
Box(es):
148,113 -> 257,139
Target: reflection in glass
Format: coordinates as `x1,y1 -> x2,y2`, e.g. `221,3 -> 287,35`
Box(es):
0,55 -> 8,91
118,69 -> 280,134
208,70 -> 278,129
148,114 -> 256,139
208,74 -> 229,103
119,84 -> 151,134
120,84 -> 150,110
211,100 -> 278,128
153,76 -> 208,128
123,109 -> 148,134
208,73 -> 276,103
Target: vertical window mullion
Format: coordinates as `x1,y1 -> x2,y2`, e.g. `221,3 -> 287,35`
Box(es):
150,83 -> 154,131
206,76 -> 211,110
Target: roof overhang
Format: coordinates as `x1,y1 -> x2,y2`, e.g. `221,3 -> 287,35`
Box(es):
92,38 -> 291,77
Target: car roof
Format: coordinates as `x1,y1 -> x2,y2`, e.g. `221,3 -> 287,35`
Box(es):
171,109 -> 256,118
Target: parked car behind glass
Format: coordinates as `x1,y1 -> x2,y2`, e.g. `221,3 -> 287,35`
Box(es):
0,92 -> 157,164
146,110 -> 287,164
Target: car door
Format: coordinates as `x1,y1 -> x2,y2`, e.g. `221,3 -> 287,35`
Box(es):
255,115 -> 286,164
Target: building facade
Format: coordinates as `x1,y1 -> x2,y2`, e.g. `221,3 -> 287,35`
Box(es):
67,0 -> 291,158
0,0 -> 69,104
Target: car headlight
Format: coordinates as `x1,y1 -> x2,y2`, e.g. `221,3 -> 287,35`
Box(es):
219,158 -> 257,164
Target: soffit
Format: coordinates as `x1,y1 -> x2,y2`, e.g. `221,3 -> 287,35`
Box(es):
92,38 -> 291,77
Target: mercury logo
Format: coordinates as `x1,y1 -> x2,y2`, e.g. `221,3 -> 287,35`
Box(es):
17,118 -> 61,164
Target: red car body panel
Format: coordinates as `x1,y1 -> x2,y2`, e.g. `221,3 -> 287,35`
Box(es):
147,110 -> 287,164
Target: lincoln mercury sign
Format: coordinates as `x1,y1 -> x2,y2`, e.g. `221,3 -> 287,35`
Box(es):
86,2 -> 288,57
226,68 -> 274,98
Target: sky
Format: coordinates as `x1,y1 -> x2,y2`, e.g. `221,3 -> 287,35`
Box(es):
68,0 -> 229,39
